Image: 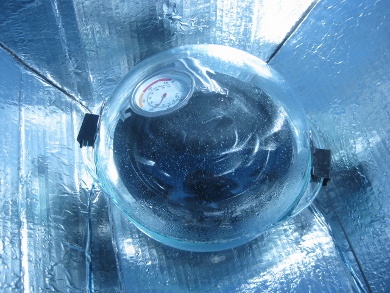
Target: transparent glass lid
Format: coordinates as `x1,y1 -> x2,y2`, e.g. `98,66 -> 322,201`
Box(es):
91,45 -> 321,251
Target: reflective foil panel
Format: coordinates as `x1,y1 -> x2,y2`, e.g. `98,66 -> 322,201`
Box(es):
1,0 -> 389,291
0,0 -> 316,110
111,202 -> 358,292
0,48 -> 119,292
270,0 -> 390,291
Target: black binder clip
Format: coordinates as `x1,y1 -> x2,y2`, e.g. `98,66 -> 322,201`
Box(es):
311,148 -> 332,186
77,114 -> 100,148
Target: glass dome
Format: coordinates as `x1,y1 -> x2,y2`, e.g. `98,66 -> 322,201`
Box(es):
87,45 -> 324,251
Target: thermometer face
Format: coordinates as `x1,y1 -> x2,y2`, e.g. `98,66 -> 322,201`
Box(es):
131,71 -> 194,116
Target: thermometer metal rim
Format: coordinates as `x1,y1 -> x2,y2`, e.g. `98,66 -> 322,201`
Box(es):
129,70 -> 195,117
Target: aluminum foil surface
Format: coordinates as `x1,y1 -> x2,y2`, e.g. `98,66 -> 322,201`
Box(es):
1,0 -> 389,291
270,0 -> 390,291
111,202 -> 360,292
0,48 -> 120,292
1,0 -> 315,111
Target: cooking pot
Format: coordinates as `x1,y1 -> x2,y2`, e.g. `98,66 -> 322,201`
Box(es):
78,45 -> 330,251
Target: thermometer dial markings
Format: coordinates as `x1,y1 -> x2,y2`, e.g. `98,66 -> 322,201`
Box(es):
131,71 -> 194,116
138,78 -> 171,108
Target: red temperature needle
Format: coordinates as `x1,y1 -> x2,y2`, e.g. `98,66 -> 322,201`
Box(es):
156,93 -> 167,107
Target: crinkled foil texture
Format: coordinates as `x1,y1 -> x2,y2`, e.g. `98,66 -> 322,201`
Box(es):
0,0 -> 389,291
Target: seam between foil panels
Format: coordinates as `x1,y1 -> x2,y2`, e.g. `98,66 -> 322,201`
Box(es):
0,42 -> 91,113
86,185 -> 94,293
107,200 -> 125,293
266,0 -> 319,64
18,70 -> 29,293
310,203 -> 372,293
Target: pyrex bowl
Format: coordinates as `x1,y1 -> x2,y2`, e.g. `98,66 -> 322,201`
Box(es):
84,45 -> 324,251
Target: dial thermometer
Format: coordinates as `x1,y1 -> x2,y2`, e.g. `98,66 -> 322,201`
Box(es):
130,71 -> 195,117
